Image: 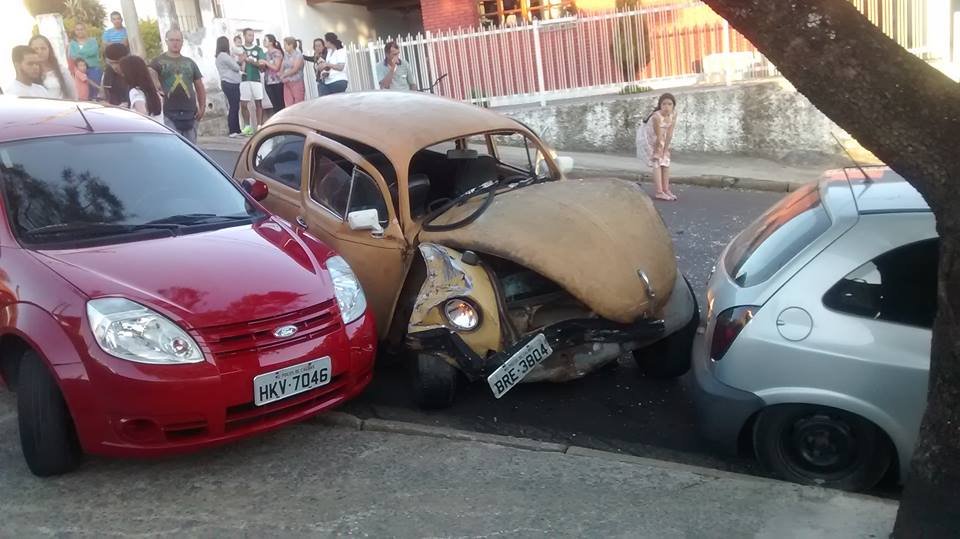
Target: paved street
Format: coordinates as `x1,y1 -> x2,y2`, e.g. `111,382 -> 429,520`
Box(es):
0,400 -> 897,537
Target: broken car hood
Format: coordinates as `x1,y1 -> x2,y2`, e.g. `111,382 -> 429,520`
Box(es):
419,178 -> 677,323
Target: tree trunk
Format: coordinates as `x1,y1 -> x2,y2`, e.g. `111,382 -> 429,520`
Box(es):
700,1 -> 960,536
122,0 -> 145,58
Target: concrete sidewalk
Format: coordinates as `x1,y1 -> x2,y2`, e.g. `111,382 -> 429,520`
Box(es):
199,135 -> 827,192
0,398 -> 897,537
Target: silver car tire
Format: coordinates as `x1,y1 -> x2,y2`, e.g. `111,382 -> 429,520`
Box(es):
753,404 -> 893,491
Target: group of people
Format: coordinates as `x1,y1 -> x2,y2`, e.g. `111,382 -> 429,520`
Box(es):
6,13 -> 426,142
215,29 -> 354,137
10,12 -> 130,102
7,23 -> 204,143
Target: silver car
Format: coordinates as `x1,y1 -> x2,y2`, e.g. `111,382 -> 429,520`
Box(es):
691,167 -> 936,491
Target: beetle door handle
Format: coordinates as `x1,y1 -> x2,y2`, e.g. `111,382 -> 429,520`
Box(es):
296,216 -> 308,229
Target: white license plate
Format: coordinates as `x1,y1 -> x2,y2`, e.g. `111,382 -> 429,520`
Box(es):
487,333 -> 553,399
253,357 -> 332,407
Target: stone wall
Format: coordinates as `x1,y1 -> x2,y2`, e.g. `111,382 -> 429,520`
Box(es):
504,80 -> 861,165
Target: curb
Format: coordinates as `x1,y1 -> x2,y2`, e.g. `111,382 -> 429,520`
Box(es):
575,168 -> 802,193
315,411 -> 897,505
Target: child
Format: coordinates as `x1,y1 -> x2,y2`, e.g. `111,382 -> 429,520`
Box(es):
72,59 -> 102,101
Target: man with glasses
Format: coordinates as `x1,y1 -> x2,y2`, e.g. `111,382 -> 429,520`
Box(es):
149,29 -> 206,143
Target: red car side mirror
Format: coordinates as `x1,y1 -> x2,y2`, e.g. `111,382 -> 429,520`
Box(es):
241,178 -> 269,202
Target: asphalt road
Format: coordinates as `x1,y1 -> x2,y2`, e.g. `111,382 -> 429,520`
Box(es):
205,149 -> 783,475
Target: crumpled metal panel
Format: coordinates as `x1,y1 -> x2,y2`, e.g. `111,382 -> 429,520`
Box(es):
408,243 -> 474,332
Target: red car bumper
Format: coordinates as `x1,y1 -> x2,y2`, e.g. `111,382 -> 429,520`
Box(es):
59,309 -> 376,458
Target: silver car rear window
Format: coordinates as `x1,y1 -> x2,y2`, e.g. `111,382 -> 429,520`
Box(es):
725,183 -> 831,287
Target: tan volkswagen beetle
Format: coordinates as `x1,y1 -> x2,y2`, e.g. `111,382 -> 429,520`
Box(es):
234,92 -> 698,408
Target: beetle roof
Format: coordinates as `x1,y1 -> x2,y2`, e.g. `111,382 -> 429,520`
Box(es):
267,92 -> 528,164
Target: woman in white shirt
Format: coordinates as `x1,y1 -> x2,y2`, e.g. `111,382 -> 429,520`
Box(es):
119,55 -> 164,123
317,32 -> 348,95
29,34 -> 76,99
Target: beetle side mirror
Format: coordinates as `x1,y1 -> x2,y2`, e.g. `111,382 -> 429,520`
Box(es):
241,178 -> 269,202
347,209 -> 384,236
536,160 -> 550,177
556,156 -> 575,174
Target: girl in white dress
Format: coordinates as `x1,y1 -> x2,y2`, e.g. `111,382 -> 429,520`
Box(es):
119,56 -> 164,123
636,93 -> 678,201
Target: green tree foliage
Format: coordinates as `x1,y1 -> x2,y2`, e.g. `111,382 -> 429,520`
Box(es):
61,0 -> 108,42
64,0 -> 106,27
140,18 -> 162,60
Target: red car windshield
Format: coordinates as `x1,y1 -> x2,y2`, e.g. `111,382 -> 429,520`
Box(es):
0,133 -> 262,248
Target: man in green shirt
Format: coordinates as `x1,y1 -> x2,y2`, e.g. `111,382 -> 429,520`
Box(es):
239,28 -> 265,135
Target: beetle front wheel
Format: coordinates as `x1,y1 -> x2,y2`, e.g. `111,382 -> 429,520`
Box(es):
410,353 -> 460,409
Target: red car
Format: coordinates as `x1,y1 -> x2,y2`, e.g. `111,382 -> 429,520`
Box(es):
0,97 -> 376,476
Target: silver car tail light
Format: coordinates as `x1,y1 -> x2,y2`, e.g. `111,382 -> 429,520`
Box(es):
710,306 -> 760,361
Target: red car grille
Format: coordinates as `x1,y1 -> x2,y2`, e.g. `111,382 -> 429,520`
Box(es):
192,299 -> 341,358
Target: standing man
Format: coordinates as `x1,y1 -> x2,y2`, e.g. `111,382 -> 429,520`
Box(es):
102,12 -> 130,49
238,28 -> 265,136
8,46 -> 48,97
101,43 -> 130,106
149,29 -> 206,143
376,41 -> 417,91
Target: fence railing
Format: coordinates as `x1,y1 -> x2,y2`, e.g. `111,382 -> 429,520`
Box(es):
343,0 -> 931,107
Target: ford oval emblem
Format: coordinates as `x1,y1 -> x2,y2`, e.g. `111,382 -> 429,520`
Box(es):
273,325 -> 299,339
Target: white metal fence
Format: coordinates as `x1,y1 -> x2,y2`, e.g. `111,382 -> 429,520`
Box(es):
342,0 -> 932,107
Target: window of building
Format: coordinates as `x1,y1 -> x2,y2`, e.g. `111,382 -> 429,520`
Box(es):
478,0 -> 577,27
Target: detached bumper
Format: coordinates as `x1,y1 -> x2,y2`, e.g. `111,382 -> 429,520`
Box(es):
409,317 -> 665,382
689,333 -> 763,455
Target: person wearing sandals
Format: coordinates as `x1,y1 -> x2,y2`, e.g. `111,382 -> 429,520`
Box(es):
636,93 -> 678,201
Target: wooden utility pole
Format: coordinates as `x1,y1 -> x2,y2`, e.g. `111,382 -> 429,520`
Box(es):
122,0 -> 144,57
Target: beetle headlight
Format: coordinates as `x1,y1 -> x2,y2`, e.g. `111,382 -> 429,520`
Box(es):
444,298 -> 480,331
87,298 -> 204,364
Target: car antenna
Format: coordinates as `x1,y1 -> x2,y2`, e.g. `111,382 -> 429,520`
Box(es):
76,105 -> 94,133
831,132 -> 873,184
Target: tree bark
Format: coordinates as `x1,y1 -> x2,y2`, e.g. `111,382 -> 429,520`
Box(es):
700,1 -> 960,536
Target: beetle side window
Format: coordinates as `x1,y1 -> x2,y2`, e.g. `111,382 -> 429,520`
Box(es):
823,239 -> 938,328
347,169 -> 389,226
254,133 -> 305,189
310,148 -> 353,218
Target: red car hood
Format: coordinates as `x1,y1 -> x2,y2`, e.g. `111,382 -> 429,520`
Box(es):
32,219 -> 337,329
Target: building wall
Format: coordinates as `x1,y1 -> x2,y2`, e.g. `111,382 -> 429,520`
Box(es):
0,1 -> 36,91
421,0 -> 478,32
372,8 -> 425,39
505,80 -> 857,164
